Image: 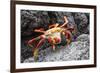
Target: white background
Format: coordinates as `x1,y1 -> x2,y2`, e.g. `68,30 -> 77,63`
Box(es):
0,0 -> 100,73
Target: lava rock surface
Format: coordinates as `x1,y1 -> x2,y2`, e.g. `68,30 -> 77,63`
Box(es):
21,10 -> 90,63
24,34 -> 89,63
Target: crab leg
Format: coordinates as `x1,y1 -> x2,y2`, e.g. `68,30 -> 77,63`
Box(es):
52,45 -> 56,51
28,37 -> 40,47
54,23 -> 59,28
48,37 -> 57,51
33,38 -> 45,61
28,35 -> 45,47
60,16 -> 68,28
63,30 -> 72,44
34,29 -> 45,33
49,24 -> 55,28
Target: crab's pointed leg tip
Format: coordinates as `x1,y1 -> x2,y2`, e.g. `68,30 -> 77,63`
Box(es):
52,48 -> 56,51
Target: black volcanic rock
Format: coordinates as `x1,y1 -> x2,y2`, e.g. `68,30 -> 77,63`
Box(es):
74,13 -> 89,34
24,34 -> 89,62
21,10 -> 90,63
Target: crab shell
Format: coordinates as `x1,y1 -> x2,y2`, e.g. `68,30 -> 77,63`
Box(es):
44,27 -> 71,45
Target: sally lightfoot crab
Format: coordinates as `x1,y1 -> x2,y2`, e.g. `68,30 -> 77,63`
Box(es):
28,16 -> 75,61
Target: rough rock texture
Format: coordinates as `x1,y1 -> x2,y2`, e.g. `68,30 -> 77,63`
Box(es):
74,13 -> 89,35
24,34 -> 89,63
21,10 -> 90,63
21,40 -> 33,63
21,10 -> 89,37
21,10 -> 50,37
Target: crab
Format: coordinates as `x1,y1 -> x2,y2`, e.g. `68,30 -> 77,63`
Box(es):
27,16 -> 75,61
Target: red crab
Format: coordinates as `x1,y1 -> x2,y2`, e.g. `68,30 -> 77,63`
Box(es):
28,16 -> 75,61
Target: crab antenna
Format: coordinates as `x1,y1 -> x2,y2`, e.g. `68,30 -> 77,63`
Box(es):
60,16 -> 68,28
34,29 -> 45,33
